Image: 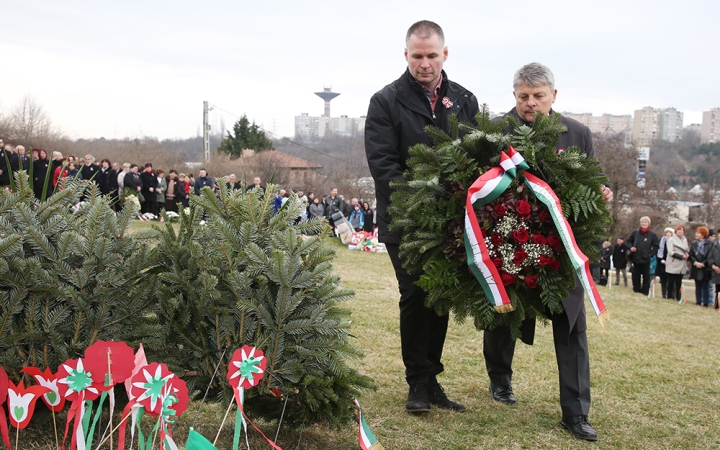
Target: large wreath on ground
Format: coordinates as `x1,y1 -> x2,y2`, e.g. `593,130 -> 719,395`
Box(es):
389,107 -> 611,337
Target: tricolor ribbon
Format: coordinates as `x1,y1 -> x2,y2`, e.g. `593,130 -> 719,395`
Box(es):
353,398 -> 383,450
464,147 -> 608,321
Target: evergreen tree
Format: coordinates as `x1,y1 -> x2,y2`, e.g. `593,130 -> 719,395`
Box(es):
217,115 -> 274,159
152,182 -> 373,427
0,173 -> 163,379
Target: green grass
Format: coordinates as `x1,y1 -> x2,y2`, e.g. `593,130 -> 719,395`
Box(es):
18,231 -> 720,449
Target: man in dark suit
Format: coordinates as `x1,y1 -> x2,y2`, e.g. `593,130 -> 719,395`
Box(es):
365,20 -> 479,414
485,62 -> 613,442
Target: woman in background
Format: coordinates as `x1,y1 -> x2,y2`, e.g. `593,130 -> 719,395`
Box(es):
689,226 -> 712,306
665,225 -> 689,301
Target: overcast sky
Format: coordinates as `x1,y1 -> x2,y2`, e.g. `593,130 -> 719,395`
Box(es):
2,0 -> 718,140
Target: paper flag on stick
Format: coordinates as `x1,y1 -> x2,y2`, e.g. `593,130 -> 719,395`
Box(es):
0,366 -> 12,449
21,366 -> 66,412
7,380 -> 50,429
186,428 -> 218,450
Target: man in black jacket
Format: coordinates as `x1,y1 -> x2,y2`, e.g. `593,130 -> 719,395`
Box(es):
484,63 -> 613,442
365,20 -> 478,414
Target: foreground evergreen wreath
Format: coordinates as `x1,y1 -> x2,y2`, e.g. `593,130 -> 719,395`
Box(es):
152,183 -> 374,428
0,173 -> 162,379
389,108 -> 611,337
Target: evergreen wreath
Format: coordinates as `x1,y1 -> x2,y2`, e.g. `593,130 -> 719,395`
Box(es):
389,106 -> 611,337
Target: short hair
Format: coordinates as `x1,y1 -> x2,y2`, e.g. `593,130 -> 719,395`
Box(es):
675,225 -> 685,233
697,226 -> 709,238
179,173 -> 186,178
406,20 -> 445,47
144,162 -> 153,168
156,169 -> 164,175
15,145 -> 24,152
84,154 -> 95,162
639,216 -> 651,225
52,151 -> 63,159
123,162 -> 131,168
101,158 -> 111,165
130,164 -> 138,169
513,62 -> 555,91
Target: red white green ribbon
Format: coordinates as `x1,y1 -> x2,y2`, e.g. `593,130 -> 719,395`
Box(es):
353,398 -> 383,450
465,147 -> 608,320
464,147 -> 529,312
522,172 -> 608,320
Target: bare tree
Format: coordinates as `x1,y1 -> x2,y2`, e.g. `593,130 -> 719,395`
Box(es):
8,95 -> 61,146
593,132 -> 640,235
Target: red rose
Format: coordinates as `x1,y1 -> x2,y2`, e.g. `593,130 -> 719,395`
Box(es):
547,235 -> 564,253
538,208 -> 552,223
491,257 -> 503,270
512,248 -> 528,267
515,200 -> 531,219
548,258 -> 561,270
524,274 -> 538,288
512,228 -> 530,244
500,272 -> 516,286
490,233 -> 504,247
538,255 -> 552,266
494,204 -> 507,218
530,232 -> 547,245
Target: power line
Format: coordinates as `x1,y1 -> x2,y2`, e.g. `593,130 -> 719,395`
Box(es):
208,103 -> 367,169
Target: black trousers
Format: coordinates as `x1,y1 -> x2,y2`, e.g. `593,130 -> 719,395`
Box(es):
666,273 -> 683,300
484,304 -> 591,417
386,244 -> 449,385
632,262 -> 651,295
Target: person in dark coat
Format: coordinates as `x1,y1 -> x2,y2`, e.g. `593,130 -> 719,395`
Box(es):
97,159 -> 112,196
482,63 -> 613,442
108,162 -> 120,210
80,154 -> 99,182
599,241 -> 611,282
706,228 -> 720,310
193,168 -> 215,196
612,236 -> 630,286
0,139 -> 10,188
15,145 -> 29,172
139,163 -> 158,215
365,20 -> 478,415
689,226 -> 712,306
627,216 -> 660,295
361,201 -> 374,233
32,149 -> 50,199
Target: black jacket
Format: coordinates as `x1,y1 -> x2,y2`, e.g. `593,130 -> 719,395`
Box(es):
612,242 -> 630,269
689,239 -> 712,281
627,229 -> 659,265
324,195 -> 343,219
365,69 -> 479,244
500,107 -> 594,157
139,170 -> 158,202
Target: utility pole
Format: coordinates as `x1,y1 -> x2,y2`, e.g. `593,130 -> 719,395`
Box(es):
203,101 -> 211,164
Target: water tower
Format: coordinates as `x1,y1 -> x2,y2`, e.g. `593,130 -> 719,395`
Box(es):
315,87 -> 340,117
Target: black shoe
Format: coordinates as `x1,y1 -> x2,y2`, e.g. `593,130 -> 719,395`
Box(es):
489,382 -> 516,405
406,382 -> 431,413
427,380 -> 466,412
560,415 -> 598,442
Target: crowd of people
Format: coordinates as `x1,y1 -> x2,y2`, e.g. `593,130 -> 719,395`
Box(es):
602,216 -> 720,310
0,140 -> 378,230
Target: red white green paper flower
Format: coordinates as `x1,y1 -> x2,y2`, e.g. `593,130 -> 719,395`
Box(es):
21,366 -> 66,412
7,380 -> 50,429
130,362 -> 176,415
227,345 -> 267,390
56,358 -> 106,401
